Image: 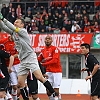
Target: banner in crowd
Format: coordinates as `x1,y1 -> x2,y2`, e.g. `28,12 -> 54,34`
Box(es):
0,33 -> 93,53
93,33 -> 100,48
29,34 -> 93,53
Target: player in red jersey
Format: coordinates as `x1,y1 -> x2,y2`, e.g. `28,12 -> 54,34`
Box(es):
0,36 -> 20,100
38,35 -> 62,100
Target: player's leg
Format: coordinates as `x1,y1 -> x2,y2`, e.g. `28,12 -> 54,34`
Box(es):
44,72 -> 54,100
45,72 -> 62,100
9,65 -> 18,100
91,96 -> 99,100
6,82 -> 13,100
0,91 -> 6,100
6,90 -> 13,100
53,73 -> 62,100
0,75 -> 9,100
33,69 -> 57,97
18,64 -> 29,100
96,81 -> 100,100
17,87 -> 20,100
27,74 -> 40,100
18,74 -> 29,100
91,81 -> 99,100
32,94 -> 40,100
28,59 -> 56,97
25,54 -> 57,97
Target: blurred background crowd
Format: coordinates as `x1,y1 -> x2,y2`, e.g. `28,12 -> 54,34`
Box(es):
1,0 -> 100,34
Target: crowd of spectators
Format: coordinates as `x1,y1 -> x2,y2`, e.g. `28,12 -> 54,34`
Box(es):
1,1 -> 100,34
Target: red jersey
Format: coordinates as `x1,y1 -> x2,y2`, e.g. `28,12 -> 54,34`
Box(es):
0,37 -> 20,66
38,45 -> 62,73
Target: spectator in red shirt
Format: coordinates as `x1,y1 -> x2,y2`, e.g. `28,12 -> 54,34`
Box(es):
84,21 -> 92,33
92,21 -> 100,32
38,35 -> 62,100
60,27 -> 68,34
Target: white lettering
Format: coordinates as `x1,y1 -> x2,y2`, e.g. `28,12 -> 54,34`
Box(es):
58,47 -> 71,52
52,35 -> 57,46
59,35 -> 63,46
38,35 -> 46,46
52,34 -> 70,47
57,35 -> 60,47
29,34 -> 36,46
65,34 -> 70,46
59,34 -> 70,46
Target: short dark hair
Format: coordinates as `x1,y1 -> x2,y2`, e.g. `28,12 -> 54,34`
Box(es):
17,18 -> 25,25
80,43 -> 90,51
20,18 -> 25,25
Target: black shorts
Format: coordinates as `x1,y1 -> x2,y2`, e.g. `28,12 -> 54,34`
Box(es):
91,80 -> 100,97
27,75 -> 38,95
0,75 -> 9,91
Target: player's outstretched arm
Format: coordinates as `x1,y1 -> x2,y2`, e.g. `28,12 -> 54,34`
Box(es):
3,18 -> 16,31
0,13 -> 16,32
0,13 -> 13,34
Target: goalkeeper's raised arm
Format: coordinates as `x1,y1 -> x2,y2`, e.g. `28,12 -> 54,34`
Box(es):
0,13 -> 24,33
0,13 -> 13,34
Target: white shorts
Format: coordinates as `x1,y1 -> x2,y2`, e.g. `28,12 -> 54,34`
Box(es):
46,72 -> 62,88
10,64 -> 20,85
18,52 -> 40,76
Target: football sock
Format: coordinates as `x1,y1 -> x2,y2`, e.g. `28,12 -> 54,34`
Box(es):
12,88 -> 17,100
35,97 -> 40,100
49,95 -> 54,100
58,94 -> 61,100
20,87 -> 29,100
43,80 -> 55,94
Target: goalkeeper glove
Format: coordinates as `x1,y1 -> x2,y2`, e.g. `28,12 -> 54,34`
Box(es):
0,13 -> 4,20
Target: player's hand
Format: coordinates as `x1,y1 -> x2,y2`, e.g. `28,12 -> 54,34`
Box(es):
8,67 -> 12,73
85,75 -> 92,81
81,68 -> 87,72
43,74 -> 48,79
0,13 -> 3,20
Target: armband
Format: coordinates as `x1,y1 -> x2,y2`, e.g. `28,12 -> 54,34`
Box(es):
15,28 -> 19,33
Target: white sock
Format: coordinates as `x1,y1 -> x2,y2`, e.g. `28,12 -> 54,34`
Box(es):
6,91 -> 12,99
12,89 -> 17,100
54,96 -> 59,100
49,95 -> 54,100
4,95 -> 8,100
58,94 -> 61,100
36,97 -> 40,100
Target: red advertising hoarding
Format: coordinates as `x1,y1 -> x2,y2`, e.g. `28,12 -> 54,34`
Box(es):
0,33 -> 93,53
